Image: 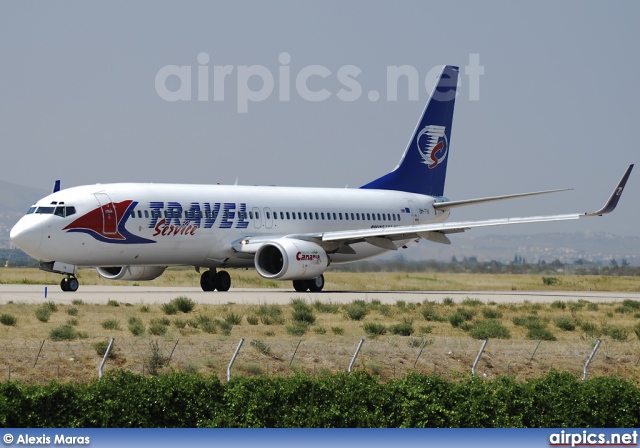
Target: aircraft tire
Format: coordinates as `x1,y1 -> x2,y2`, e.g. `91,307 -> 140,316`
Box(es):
67,277 -> 79,292
214,271 -> 231,292
200,271 -> 215,291
292,280 -> 308,292
307,275 -> 324,292
60,278 -> 69,292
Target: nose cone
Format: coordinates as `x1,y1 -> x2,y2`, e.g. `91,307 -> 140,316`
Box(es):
10,217 -> 43,258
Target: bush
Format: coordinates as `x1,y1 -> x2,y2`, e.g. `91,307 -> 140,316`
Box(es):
513,315 -> 549,330
101,319 -> 120,330
551,300 -> 566,309
389,319 -> 414,336
106,299 -> 119,307
161,302 -> 178,315
554,317 -> 578,331
35,307 -> 51,323
224,312 -> 243,326
0,314 -> 17,326
128,317 -> 145,336
285,322 -> 308,336
290,299 -> 315,325
363,322 -> 387,337
92,340 -> 114,357
603,325 -> 630,341
482,308 -> 503,319
468,319 -> 510,339
421,305 -> 446,322
66,307 -> 78,316
312,301 -> 340,313
526,327 -> 557,341
50,325 -> 87,341
170,296 -> 196,313
246,315 -> 259,325
344,302 -> 369,321
543,277 -> 559,286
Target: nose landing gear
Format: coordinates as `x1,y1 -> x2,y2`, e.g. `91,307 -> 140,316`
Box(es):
60,276 -> 79,292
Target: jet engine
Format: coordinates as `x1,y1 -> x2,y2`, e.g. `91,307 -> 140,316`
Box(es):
96,266 -> 167,281
255,239 -> 328,280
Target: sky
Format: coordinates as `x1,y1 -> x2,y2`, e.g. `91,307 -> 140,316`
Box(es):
1,1 -> 638,238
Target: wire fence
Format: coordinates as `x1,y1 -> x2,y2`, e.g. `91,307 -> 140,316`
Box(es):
0,336 -> 638,384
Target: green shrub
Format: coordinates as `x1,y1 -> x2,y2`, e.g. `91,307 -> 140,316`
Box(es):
140,305 -> 151,313
331,326 -> 344,335
526,327 -> 557,341
285,322 -> 308,336
35,307 -> 51,323
250,340 -> 271,355
312,301 -> 340,313
442,297 -> 454,306
555,317 -> 578,331
580,321 -> 601,338
66,307 -> 78,316
482,308 -> 503,319
290,299 -> 315,324
161,302 -> 178,315
106,299 -> 119,307
513,315 -> 549,330
344,303 -> 368,321
363,322 -> 386,337
71,299 -> 84,306
128,317 -> 145,336
467,319 -> 510,339
313,326 -> 327,335
389,319 -> 414,336
148,323 -> 168,336
173,318 -> 187,329
171,296 -> 196,313
246,315 -> 259,325
224,312 -> 243,326
0,314 -> 17,326
543,277 -> 559,286
92,340 -> 114,357
551,300 -> 566,309
461,298 -> 483,307
101,319 -> 120,330
603,325 -> 630,341
50,325 -> 87,341
421,305 -> 446,322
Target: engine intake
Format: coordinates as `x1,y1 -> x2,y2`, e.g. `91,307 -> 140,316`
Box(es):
255,239 -> 328,280
96,266 -> 167,281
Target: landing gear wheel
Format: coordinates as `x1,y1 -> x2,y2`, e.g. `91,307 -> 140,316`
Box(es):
293,280 -> 308,292
60,277 -> 79,292
67,277 -> 79,292
307,274 -> 325,292
200,270 -> 215,291
213,271 -> 231,292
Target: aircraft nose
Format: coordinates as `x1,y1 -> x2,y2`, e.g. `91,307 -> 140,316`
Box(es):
10,218 -> 43,256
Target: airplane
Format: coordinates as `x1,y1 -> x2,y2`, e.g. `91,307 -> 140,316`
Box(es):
9,65 -> 634,293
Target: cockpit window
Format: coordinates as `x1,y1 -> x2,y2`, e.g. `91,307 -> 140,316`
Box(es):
35,207 -> 55,214
27,206 -> 37,214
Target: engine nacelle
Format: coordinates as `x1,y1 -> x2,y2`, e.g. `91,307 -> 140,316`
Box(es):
255,239 -> 328,280
96,266 -> 167,281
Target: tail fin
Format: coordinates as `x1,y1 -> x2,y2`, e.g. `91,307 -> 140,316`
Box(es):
360,65 -> 459,197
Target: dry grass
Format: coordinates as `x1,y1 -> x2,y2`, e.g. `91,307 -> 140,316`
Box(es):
1,290 -> 640,383
2,267 -> 640,292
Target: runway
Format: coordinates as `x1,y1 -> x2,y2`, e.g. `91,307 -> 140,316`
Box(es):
0,284 -> 638,305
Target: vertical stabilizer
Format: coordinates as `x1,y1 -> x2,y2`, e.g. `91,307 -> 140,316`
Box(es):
361,65 -> 458,196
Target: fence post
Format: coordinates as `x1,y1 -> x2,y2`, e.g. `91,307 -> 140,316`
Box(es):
348,339 -> 364,374
472,339 -> 488,377
582,339 -> 601,381
289,339 -> 302,367
227,338 -> 244,382
529,340 -> 542,364
33,340 -> 45,368
99,338 -> 115,379
414,338 -> 427,368
167,339 -> 180,365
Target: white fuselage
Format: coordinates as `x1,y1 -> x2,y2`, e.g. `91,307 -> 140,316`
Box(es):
11,183 -> 450,269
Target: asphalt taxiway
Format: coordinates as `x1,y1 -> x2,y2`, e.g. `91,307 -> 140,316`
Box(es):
0,284 -> 638,305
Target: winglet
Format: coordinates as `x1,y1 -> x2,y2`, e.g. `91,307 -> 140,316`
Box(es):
52,180 -> 61,193
586,164 -> 633,216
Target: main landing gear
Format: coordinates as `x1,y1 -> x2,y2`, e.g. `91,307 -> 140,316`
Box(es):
60,276 -> 79,292
200,269 -> 231,292
292,274 -> 325,292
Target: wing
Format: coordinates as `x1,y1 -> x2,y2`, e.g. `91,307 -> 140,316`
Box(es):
321,164 -> 634,248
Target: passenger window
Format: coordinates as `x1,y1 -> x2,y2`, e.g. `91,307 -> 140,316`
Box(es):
249,211 -> 254,219
144,210 -> 149,218
333,213 -> 337,220
367,213 -> 371,220
339,213 -> 343,220
327,213 -> 331,220
286,212 -> 290,219
303,212 -> 307,219
256,211 -> 260,219
292,212 -> 296,220
315,212 -> 319,220
266,211 -> 270,219
280,212 -> 285,219
321,212 -> 325,219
